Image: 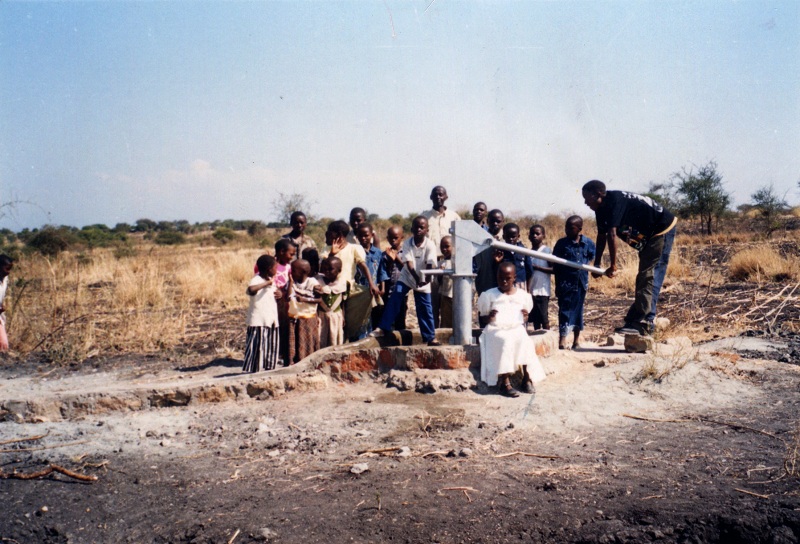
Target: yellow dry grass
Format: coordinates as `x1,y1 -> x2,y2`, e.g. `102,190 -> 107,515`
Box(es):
729,246 -> 798,282
5,246 -> 264,362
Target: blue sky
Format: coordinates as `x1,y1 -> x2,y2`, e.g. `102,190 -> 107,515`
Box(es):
1,1 -> 798,230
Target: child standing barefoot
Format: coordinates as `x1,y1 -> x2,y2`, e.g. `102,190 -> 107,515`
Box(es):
287,259 -> 321,364
0,255 -> 14,352
438,235 -> 454,328
243,255 -> 282,372
553,216 -> 596,350
478,262 -> 546,397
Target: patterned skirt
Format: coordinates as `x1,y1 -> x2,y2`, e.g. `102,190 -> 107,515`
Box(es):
243,325 -> 280,373
288,316 -> 320,364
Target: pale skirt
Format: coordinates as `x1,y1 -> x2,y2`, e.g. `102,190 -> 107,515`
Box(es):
479,324 -> 546,386
319,311 -> 345,348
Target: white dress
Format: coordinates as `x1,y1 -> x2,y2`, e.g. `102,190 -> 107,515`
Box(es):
477,288 -> 547,386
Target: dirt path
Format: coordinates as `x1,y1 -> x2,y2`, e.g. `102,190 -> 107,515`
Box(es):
1,336 -> 799,543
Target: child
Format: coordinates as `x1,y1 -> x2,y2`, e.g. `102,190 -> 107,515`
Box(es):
472,201 -> 488,230
501,223 -> 533,291
474,209 -> 505,295
301,247 -> 320,277
373,216 -> 440,346
553,216 -> 596,350
355,223 -> 387,335
274,238 -> 297,364
243,255 -> 282,372
323,220 -> 381,342
438,235 -> 454,328
314,256 -> 347,348
478,262 -> 546,397
0,255 -> 14,352
287,259 -> 321,364
282,211 -> 317,257
346,207 -> 381,248
527,224 -> 553,331
377,226 -> 407,331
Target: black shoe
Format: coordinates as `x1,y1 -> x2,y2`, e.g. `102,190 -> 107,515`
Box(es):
521,379 -> 535,394
618,323 -> 648,336
498,383 -> 520,398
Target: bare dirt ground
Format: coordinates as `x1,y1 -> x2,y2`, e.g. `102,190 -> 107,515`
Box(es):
1,329 -> 799,543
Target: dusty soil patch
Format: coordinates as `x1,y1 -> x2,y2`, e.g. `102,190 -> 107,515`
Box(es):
2,335 -> 799,543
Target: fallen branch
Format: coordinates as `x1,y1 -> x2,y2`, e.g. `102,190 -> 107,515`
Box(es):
493,451 -> 562,460
622,414 -> 690,423
0,464 -> 97,482
734,488 -> 770,500
421,450 -> 451,458
0,431 -> 50,446
622,414 -> 783,442
695,417 -> 783,442
357,447 -> 402,455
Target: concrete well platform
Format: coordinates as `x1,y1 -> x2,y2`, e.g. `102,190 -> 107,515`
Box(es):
0,329 -> 559,423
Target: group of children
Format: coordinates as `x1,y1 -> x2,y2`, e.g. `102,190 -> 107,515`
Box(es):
243,202 -> 598,398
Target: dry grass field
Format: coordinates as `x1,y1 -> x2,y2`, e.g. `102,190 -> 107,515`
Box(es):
2,223 -> 799,365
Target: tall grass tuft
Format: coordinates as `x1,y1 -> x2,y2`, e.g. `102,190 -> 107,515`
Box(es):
729,247 -> 797,282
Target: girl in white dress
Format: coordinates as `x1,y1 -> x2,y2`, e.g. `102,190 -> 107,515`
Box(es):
478,262 -> 546,397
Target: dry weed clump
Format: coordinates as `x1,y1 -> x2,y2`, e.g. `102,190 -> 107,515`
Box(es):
729,247 -> 797,282
5,246 -> 262,362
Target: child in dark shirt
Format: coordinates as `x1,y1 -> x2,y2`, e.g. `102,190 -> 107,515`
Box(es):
553,216 -> 596,350
501,223 -> 533,291
377,226 -> 407,330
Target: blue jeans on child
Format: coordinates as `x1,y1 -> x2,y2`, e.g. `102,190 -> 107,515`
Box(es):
379,282 -> 435,343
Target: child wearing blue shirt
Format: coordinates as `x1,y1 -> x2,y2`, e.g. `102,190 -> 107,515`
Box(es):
501,223 -> 534,290
553,216 -> 596,350
355,223 -> 386,338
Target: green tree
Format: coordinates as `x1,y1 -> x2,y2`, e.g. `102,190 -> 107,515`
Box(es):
751,184 -> 789,237
672,161 -> 731,235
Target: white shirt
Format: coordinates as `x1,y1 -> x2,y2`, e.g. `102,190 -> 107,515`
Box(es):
398,236 -> 438,293
246,275 -> 280,327
0,276 -> 7,307
422,208 -> 461,256
528,245 -> 552,297
478,287 -> 533,329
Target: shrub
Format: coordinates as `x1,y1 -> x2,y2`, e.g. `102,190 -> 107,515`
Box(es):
213,227 -> 237,244
154,231 -> 186,245
26,227 -> 80,256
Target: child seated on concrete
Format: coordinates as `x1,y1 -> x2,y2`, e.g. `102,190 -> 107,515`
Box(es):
553,216 -> 596,350
478,262 -> 546,397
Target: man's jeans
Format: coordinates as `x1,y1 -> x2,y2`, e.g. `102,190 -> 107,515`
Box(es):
624,227 -> 676,326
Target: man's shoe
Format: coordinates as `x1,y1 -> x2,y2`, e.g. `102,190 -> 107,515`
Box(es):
369,329 -> 385,338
